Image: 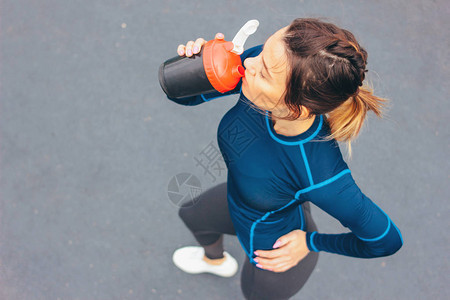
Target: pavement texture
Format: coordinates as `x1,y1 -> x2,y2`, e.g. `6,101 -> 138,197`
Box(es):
1,0 -> 449,299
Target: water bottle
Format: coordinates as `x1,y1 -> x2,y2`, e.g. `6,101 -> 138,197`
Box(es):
158,20 -> 259,99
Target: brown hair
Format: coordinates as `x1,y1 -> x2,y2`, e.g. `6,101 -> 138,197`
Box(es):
273,18 -> 387,156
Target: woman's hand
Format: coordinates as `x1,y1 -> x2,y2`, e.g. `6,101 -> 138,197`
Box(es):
177,32 -> 224,57
253,229 -> 310,273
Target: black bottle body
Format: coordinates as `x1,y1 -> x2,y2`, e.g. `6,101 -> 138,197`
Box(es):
159,51 -> 216,99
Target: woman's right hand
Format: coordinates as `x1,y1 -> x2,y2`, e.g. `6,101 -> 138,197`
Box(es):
177,32 -> 224,57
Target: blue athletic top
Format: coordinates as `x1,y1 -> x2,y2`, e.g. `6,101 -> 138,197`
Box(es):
166,44 -> 403,266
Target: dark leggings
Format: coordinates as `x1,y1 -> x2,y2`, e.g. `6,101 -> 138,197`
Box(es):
178,182 -> 319,300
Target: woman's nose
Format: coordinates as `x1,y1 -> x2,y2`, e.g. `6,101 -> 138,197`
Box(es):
243,57 -> 256,75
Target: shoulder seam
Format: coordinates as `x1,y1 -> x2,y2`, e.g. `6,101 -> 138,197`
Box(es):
295,169 -> 351,200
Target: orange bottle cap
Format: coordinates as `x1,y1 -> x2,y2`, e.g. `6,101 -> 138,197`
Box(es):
203,37 -> 245,93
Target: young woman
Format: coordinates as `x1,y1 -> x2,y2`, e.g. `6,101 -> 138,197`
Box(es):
167,18 -> 403,300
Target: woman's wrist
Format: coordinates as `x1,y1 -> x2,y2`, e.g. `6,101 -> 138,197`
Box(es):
305,231 -> 319,252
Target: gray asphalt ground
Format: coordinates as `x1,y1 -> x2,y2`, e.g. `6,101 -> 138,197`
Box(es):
1,0 -> 449,299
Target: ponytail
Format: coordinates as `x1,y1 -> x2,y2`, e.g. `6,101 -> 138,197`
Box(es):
326,84 -> 388,157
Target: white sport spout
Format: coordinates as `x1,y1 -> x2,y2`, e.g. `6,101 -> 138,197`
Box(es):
230,19 -> 260,55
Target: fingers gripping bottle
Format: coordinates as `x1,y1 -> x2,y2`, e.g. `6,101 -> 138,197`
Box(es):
158,20 -> 259,99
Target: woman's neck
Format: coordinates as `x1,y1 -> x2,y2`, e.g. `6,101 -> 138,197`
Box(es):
272,114 -> 316,136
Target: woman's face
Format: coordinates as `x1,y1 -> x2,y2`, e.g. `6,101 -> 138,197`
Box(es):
242,26 -> 290,116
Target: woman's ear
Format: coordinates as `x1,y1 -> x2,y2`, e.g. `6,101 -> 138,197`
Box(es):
299,106 -> 312,119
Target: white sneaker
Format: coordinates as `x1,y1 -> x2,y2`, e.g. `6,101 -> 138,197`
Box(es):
172,246 -> 238,277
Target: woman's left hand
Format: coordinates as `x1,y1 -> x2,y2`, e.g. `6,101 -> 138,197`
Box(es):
253,229 -> 310,273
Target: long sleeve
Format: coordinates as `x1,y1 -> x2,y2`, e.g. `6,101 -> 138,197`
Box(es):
304,171 -> 403,258
165,44 -> 264,106
166,84 -> 242,106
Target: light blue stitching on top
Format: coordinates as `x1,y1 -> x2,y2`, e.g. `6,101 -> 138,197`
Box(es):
357,219 -> 391,242
356,200 -> 403,244
201,94 -> 223,102
300,144 -> 314,185
298,205 -> 305,230
264,114 -> 323,146
249,198 -> 298,262
392,222 -> 404,245
310,231 -> 319,252
294,169 -> 351,199
289,169 -> 351,254
293,170 -> 402,245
